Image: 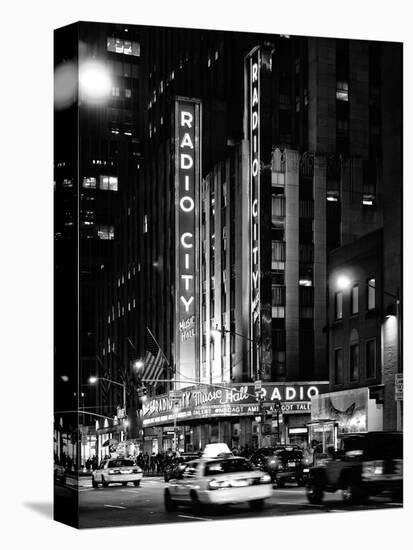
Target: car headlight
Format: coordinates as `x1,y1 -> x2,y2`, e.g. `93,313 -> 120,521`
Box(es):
208,479 -> 231,490
260,474 -> 271,484
109,470 -> 115,474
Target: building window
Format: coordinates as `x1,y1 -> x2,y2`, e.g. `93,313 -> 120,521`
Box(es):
107,37 -> 140,56
366,339 -> 376,379
143,214 -> 148,233
334,348 -> 343,385
336,81 -> 349,101
83,177 -> 97,189
350,344 -> 359,381
112,87 -> 120,97
351,285 -> 359,315
99,175 -> 118,191
62,178 -> 73,188
335,291 -> 343,320
125,88 -> 132,98
367,278 -> 376,310
274,351 -> 286,376
97,225 -> 114,240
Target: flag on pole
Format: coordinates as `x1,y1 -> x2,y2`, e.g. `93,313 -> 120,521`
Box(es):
143,328 -> 168,382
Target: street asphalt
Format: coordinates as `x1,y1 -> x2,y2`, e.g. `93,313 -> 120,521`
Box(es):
54,477 -> 403,529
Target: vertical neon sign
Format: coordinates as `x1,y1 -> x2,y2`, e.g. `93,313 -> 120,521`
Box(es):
250,49 -> 261,379
174,98 -> 201,389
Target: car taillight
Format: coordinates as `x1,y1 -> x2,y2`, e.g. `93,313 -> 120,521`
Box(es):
362,460 -> 384,478
208,478 -> 231,490
268,458 -> 278,466
260,474 -> 271,484
109,469 -> 115,474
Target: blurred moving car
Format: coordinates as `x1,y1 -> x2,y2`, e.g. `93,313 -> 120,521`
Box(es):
92,458 -> 143,488
164,453 -> 200,482
251,446 -> 310,486
306,431 -> 403,504
164,453 -> 272,512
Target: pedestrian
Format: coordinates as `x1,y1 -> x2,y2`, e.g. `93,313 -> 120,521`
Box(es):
144,452 -> 149,473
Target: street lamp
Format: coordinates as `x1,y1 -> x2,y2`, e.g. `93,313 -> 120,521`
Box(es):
79,60 -> 112,101
133,360 -> 144,370
334,274 -> 401,430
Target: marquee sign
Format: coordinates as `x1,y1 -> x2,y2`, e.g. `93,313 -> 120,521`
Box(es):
174,98 -> 201,389
142,382 -> 329,426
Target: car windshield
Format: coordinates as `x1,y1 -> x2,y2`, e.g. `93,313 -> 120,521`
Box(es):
204,458 -> 254,476
342,434 -> 403,459
108,459 -> 135,468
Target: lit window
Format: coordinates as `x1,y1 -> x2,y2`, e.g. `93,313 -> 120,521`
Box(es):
336,81 -> 349,101
350,344 -> 359,381
83,177 -> 97,189
335,291 -> 343,320
107,37 -> 140,57
97,225 -> 114,240
362,194 -> 375,207
123,41 -> 132,55
367,278 -> 376,310
99,175 -> 118,191
112,87 -> 120,97
299,279 -> 312,287
125,88 -> 131,98
62,178 -> 73,188
143,214 -> 148,233
366,339 -> 376,378
334,348 -> 343,384
327,190 -> 339,202
351,285 -> 359,315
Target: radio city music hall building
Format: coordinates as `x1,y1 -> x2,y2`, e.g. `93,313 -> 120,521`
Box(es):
58,24 -> 401,455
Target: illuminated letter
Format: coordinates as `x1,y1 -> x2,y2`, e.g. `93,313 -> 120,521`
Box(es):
181,232 -> 193,248
252,111 -> 258,130
252,158 -> 259,177
252,86 -> 258,106
307,386 -> 319,399
252,271 -> 259,288
181,111 -> 193,128
180,154 -> 194,169
181,274 -> 193,291
180,196 -> 194,212
252,199 -> 258,217
180,295 -> 194,312
270,387 -> 282,401
252,63 -> 258,82
185,253 -> 190,268
184,175 -> 190,191
252,247 -> 258,264
286,387 -> 296,401
180,133 -> 194,149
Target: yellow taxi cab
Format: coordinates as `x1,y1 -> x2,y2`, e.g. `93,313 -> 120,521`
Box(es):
164,443 -> 272,512
92,458 -> 143,488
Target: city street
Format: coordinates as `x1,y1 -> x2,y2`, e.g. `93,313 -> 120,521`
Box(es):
54,478 -> 402,529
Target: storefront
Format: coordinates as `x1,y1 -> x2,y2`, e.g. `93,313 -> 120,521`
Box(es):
142,381 -> 329,452
308,386 -> 384,452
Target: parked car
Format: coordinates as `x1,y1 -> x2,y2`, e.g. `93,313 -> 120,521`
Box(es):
92,458 -> 143,488
164,455 -> 272,512
251,446 -> 309,486
164,453 -> 200,482
306,431 -> 403,504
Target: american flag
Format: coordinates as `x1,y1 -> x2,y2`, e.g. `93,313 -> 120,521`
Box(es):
142,328 -> 168,382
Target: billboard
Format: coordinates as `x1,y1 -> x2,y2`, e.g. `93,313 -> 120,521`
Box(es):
174,98 -> 201,389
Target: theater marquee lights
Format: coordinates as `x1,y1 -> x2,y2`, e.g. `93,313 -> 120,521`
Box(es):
174,98 -> 201,389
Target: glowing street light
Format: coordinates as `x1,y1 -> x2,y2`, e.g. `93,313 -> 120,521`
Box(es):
134,360 -> 144,370
79,60 -> 112,101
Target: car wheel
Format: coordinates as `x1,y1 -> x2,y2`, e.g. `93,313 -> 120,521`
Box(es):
102,476 -> 109,487
306,479 -> 324,504
342,479 -> 364,504
190,490 -> 203,513
249,499 -> 265,511
164,489 -> 177,512
133,480 -> 141,487
92,478 -> 98,488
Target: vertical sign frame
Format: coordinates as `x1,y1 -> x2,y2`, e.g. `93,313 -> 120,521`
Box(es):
249,48 -> 261,380
174,97 -> 201,390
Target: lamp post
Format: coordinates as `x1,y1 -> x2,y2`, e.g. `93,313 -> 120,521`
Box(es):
335,275 -> 402,430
